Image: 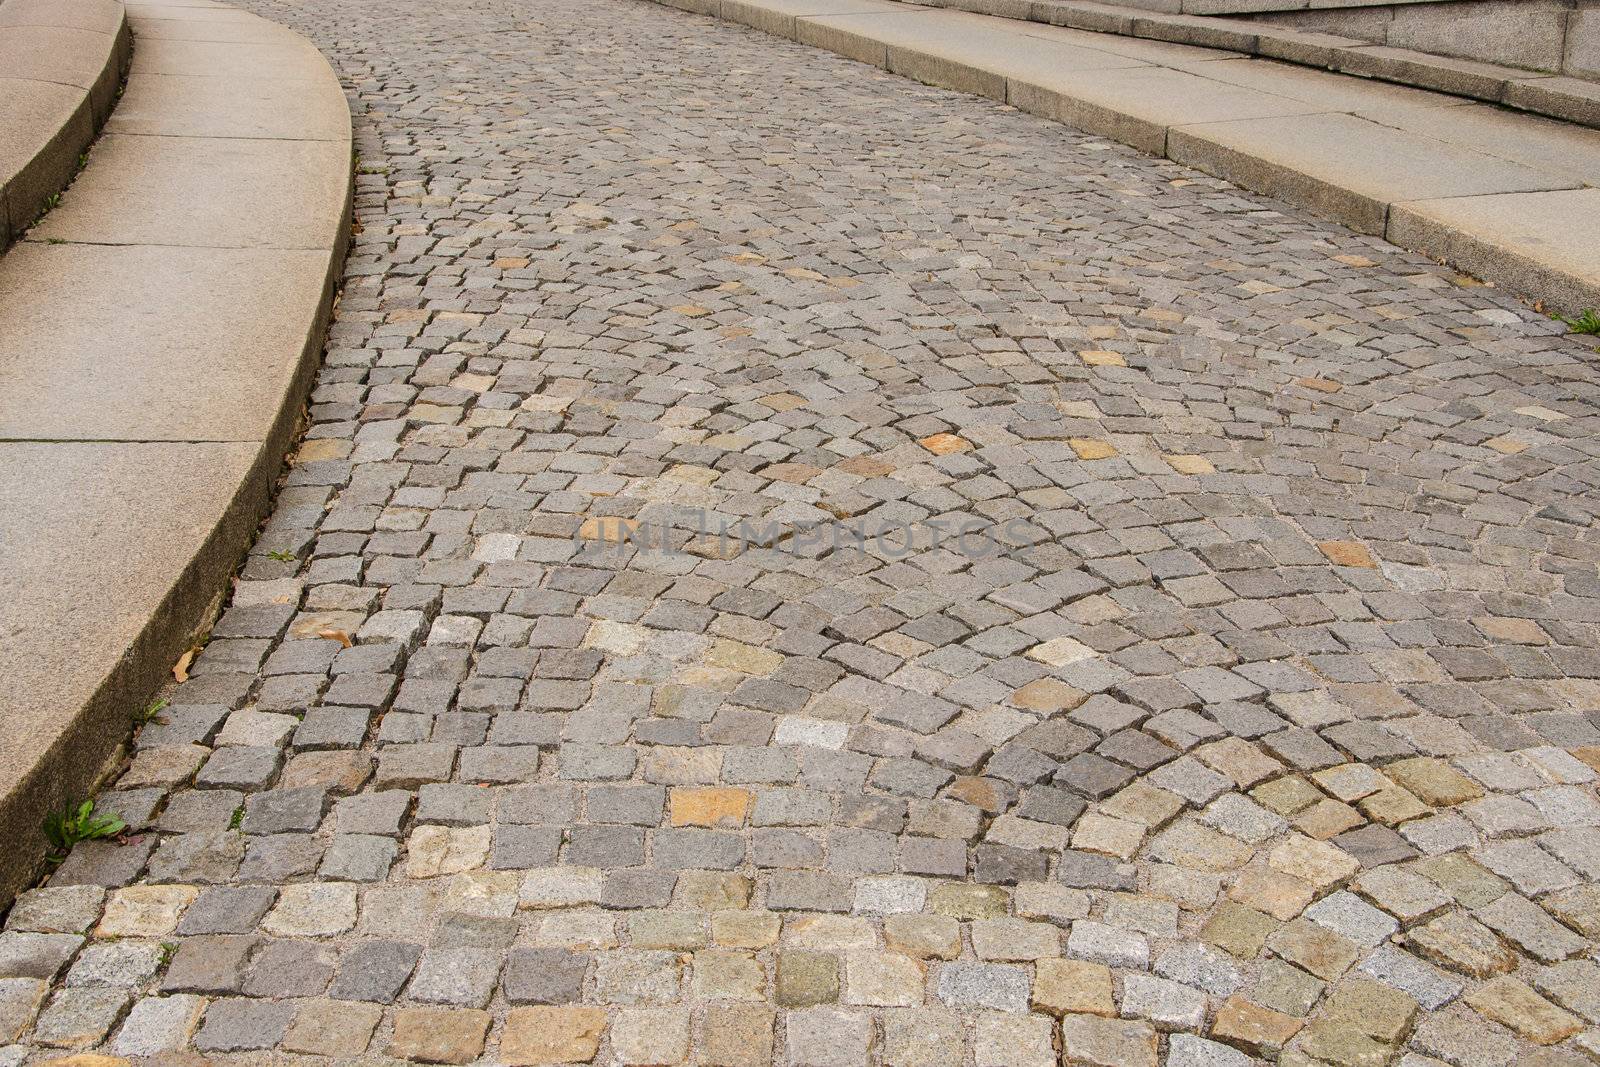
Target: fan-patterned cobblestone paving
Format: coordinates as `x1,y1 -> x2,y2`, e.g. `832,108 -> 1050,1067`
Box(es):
6,0 -> 1600,1062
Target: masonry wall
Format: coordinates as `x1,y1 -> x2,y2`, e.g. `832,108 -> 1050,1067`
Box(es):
1247,0 -> 1599,81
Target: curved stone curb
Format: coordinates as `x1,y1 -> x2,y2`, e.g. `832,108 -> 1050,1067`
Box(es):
0,0 -> 353,908
644,0 -> 1600,313
0,0 -> 132,249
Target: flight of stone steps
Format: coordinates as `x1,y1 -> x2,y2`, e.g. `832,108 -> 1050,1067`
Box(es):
1095,0 -> 1597,82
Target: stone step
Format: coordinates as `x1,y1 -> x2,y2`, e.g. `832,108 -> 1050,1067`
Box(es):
1093,0 -> 1455,11
910,0 -> 1600,128
0,0 -> 353,907
0,0 -> 131,249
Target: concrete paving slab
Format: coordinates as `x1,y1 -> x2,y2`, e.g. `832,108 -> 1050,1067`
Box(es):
31,134 -> 350,249
939,6 -> 1240,64
1038,28 -> 1238,65
0,0 -> 123,35
1388,188 -> 1600,313
801,8 -> 1146,102
0,243 -> 333,442
1168,111 -> 1580,234
125,2 -> 259,17
122,13 -> 306,42
1009,62 -> 1327,154
104,73 -> 350,140
1164,55 -> 1466,113
721,0 -> 905,38
0,26 -> 118,90
0,440 -> 258,911
890,26 -> 1151,101
129,36 -> 330,79
127,0 -> 236,9
1357,102 -> 1600,189
1024,31 -> 1235,67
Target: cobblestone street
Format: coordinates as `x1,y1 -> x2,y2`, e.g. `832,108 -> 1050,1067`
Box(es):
8,0 -> 1600,1062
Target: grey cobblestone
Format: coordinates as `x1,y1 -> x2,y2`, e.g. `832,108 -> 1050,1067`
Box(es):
17,0 -> 1600,1059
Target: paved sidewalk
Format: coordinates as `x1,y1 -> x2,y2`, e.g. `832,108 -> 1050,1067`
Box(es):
7,0 -> 1600,1062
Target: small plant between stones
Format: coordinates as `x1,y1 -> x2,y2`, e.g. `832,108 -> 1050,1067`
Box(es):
32,192 -> 61,226
133,696 -> 168,725
1554,308 -> 1600,335
42,800 -> 125,862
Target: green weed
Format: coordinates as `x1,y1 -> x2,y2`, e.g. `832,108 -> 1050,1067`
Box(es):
134,696 -> 168,725
43,800 -> 126,859
1554,308 -> 1600,335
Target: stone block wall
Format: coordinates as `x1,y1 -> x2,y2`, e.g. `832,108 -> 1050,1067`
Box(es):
1247,0 -> 1599,81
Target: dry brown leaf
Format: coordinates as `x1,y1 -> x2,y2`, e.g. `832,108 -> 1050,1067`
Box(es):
318,629 -> 354,649
172,649 -> 196,683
